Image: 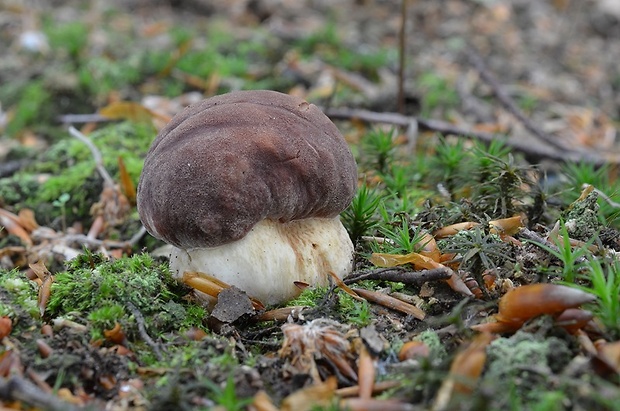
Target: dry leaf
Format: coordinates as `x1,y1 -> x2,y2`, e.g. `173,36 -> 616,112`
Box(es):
336,380 -> 401,398
488,215 -> 524,236
472,284 -> 597,333
118,156 -> 136,205
342,398 -> 416,411
29,260 -> 51,281
17,208 -> 39,231
357,344 -> 375,400
0,208 -> 32,246
399,341 -> 430,361
0,317 -> 12,339
327,270 -> 364,301
433,333 -> 495,410
99,101 -> 157,123
280,377 -> 338,411
104,322 -> 126,345
252,390 -> 280,411
36,339 -> 53,358
433,222 -> 480,239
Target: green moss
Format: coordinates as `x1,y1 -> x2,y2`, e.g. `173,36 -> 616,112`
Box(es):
5,81 -> 52,136
339,294 -> 372,327
287,286 -> 329,308
3,121 -> 155,226
46,252 -> 207,340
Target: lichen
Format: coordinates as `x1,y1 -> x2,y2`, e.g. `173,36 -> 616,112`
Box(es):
562,189 -> 601,242
483,331 -> 572,406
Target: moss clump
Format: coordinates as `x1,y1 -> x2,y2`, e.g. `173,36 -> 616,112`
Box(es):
562,189 -> 601,242
1,121 -> 154,227
46,251 -> 207,340
483,331 -> 572,407
0,271 -> 39,320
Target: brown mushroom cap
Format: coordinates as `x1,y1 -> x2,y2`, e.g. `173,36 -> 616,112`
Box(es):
137,90 -> 357,249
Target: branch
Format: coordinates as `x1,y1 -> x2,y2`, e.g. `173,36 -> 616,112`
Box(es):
0,376 -> 80,411
466,47 -> 574,152
344,267 -> 451,285
68,126 -> 116,188
324,107 -> 616,165
127,302 -> 164,361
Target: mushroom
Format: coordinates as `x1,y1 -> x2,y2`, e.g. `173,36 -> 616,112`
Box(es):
137,90 -> 357,306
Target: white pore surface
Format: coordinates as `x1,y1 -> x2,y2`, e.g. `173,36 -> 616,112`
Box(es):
168,217 -> 354,306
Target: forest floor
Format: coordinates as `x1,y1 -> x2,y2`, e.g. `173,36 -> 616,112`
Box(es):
1,1 -> 620,410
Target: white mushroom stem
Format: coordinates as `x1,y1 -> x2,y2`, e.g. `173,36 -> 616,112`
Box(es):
168,217 -> 354,306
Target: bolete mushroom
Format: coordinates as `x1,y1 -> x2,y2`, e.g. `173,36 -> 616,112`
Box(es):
137,90 -> 357,306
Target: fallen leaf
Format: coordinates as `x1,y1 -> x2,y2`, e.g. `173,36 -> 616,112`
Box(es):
0,317 -> 12,339
433,332 -> 495,410
358,344 -> 375,400
280,377 -> 338,411
99,101 -> 157,123
118,156 -> 136,205
104,322 -> 127,345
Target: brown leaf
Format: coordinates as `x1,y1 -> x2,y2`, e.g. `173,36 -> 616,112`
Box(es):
36,339 -> 53,358
280,377 -> 337,411
29,260 -> 51,281
488,215 -> 524,236
336,380 -> 401,398
433,333 -> 495,410
252,390 -> 280,411
472,284 -> 596,334
0,208 -> 32,246
593,339 -> 620,375
158,38 -> 192,77
99,101 -> 156,123
104,322 -> 126,345
496,284 -> 596,326
327,270 -> 364,302
358,344 -> 375,400
118,156 -> 136,205
17,208 -> 39,232
0,350 -> 23,377
398,341 -> 430,361
0,316 -> 12,339
37,274 -> 54,317
433,222 -> 480,239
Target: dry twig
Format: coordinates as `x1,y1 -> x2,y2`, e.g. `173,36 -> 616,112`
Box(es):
344,267 -> 451,285
466,47 -> 570,152
0,375 -> 80,411
324,107 -> 615,165
127,302 -> 164,361
68,126 -> 115,188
